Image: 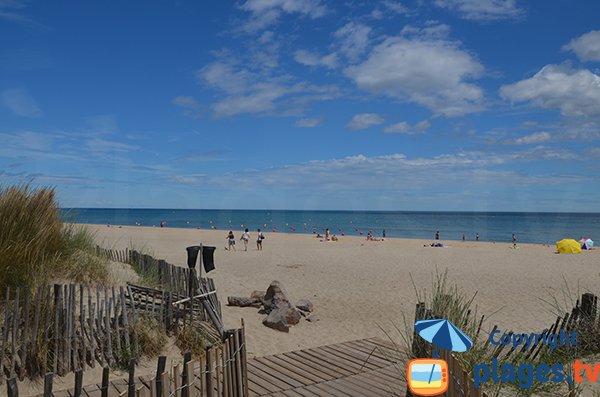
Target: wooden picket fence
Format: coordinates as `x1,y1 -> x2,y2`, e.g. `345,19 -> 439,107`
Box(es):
487,293 -> 599,362
408,293 -> 600,397
0,248 -> 229,384
0,284 -> 141,383
5,325 -> 249,397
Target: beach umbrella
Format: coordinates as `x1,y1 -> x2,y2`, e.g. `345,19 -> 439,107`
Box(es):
580,238 -> 594,250
415,319 -> 473,353
556,239 -> 582,254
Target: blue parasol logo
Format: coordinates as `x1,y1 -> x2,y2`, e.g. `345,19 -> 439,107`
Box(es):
415,318 -> 473,354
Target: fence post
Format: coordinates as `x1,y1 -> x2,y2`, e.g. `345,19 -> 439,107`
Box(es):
7,377 -> 18,397
182,352 -> 192,397
205,349 -> 213,397
74,369 -> 83,397
128,358 -> 136,397
43,372 -> 53,397
100,367 -> 109,397
155,356 -> 167,397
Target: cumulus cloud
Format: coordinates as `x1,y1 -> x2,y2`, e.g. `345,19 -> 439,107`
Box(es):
345,29 -> 484,116
238,0 -> 327,33
384,119 -> 431,134
294,50 -> 338,69
509,132 -> 552,145
1,87 -> 42,117
563,30 -> 600,62
434,0 -> 524,21
347,113 -> 385,130
500,64 -> 600,117
198,59 -> 338,117
295,117 -> 322,128
334,22 -> 372,62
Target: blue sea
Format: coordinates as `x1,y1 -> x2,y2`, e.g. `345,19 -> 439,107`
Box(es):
62,209 -> 600,245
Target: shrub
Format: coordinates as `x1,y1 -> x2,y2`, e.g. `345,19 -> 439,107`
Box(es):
0,184 -> 109,289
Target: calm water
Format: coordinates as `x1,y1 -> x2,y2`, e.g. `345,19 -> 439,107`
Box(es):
62,209 -> 600,244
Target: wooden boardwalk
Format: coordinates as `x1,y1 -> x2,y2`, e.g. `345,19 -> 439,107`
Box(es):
28,338 -> 406,397
247,338 -> 407,397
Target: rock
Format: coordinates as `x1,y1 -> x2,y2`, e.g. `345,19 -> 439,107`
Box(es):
296,299 -> 314,313
262,280 -> 302,326
227,296 -> 262,307
250,290 -> 266,301
263,310 -> 290,332
306,314 -> 319,322
282,306 -> 302,325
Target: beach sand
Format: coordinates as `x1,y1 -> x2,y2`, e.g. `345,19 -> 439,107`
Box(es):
88,224 -> 599,358
21,224 -> 599,396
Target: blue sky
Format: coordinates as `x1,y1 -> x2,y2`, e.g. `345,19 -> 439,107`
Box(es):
1,0 -> 600,211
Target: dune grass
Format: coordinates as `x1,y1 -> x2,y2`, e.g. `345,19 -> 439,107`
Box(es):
0,184 -> 109,289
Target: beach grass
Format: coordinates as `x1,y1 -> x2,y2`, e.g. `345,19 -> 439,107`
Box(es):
0,184 -> 109,290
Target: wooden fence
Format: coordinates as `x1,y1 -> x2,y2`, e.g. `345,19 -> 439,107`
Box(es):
408,293 -> 600,397
0,248 -> 232,385
97,247 -> 225,336
5,324 -> 249,397
487,293 -> 598,362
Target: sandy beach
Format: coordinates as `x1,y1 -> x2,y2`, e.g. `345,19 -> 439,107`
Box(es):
87,224 -> 600,359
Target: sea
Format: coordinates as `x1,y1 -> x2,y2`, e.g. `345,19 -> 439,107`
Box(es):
61,209 -> 600,245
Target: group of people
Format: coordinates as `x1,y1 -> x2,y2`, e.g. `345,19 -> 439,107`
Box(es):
366,229 -> 385,241
434,230 -> 518,247
226,228 -> 265,251
316,228 -> 339,241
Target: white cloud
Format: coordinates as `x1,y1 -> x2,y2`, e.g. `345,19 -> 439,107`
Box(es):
198,59 -> 338,117
238,0 -> 327,33
294,50 -> 338,69
500,64 -> 600,117
510,132 -> 552,145
434,0 -> 524,21
345,29 -> 484,116
1,87 -> 42,117
296,117 -> 322,128
384,119 -> 431,134
563,30 -> 600,62
371,1 -> 411,19
334,22 -> 372,62
347,113 -> 385,130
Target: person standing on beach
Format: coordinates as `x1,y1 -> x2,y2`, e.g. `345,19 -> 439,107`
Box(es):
382,229 -> 386,239
512,233 -> 517,248
476,233 -> 480,241
226,231 -> 236,251
240,228 -> 250,251
257,228 -> 265,250
435,230 -> 440,240
462,233 -> 466,241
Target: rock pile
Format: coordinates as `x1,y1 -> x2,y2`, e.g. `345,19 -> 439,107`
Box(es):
227,280 -> 315,332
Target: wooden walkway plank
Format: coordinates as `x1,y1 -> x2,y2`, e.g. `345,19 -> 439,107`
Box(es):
266,355 -> 330,383
247,361 -> 298,391
323,344 -> 389,370
297,349 -> 362,376
282,351 -> 350,378
342,370 -> 398,396
255,356 -> 321,385
344,340 -> 403,363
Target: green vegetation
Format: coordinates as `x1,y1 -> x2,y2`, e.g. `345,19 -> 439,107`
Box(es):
175,321 -> 222,358
393,270 -> 595,397
0,184 -> 109,289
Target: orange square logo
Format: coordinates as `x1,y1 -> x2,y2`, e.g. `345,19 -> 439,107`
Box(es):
407,358 -> 449,396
